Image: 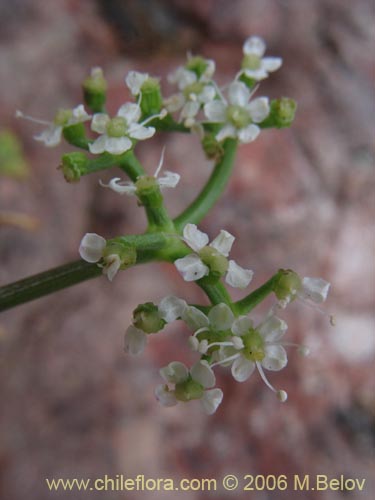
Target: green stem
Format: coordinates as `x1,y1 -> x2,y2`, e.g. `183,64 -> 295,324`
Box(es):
198,279 -> 233,308
0,233 -> 168,312
235,273 -> 280,314
118,150 -> 145,181
173,138 -> 238,231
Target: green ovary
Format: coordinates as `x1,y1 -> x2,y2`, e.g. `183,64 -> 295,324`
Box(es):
174,379 -> 204,402
199,246 -> 228,275
183,82 -> 204,100
54,109 -> 72,126
106,117 -> 127,137
242,329 -> 265,362
226,105 -> 251,129
242,54 -> 261,71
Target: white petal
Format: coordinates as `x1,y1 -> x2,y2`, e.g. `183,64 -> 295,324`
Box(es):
183,223 -> 209,252
158,296 -> 187,323
70,104 -> 91,124
177,69 -> 197,90
216,124 -> 237,142
190,360 -> 215,389
117,103 -> 141,124
181,101 -> 200,119
105,136 -> 132,155
91,113 -> 110,134
228,81 -> 250,107
208,303 -> 235,331
238,124 -> 260,143
262,345 -> 288,371
164,93 -> 185,113
243,36 -> 266,57
103,254 -> 121,281
204,100 -> 227,122
201,388 -> 223,414
124,325 -> 147,355
100,177 -> 137,195
157,171 -> 180,189
231,315 -> 252,336
225,260 -> 254,289
128,125 -> 155,140
243,68 -> 269,81
155,384 -> 178,407
174,254 -> 209,282
34,126 -> 62,147
209,229 -> 235,257
182,306 -> 209,331
160,361 -> 188,384
258,315 -> 287,342
203,59 -> 216,79
89,135 -> 108,154
199,85 -> 216,104
247,97 -> 270,123
301,277 -> 331,303
261,57 -> 282,72
125,71 -> 149,95
217,346 -> 238,366
79,233 -> 106,262
231,356 -> 256,382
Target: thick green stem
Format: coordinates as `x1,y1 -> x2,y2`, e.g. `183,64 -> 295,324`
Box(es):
174,139 -> 238,231
118,151 -> 145,181
197,280 -> 233,308
235,273 -> 280,314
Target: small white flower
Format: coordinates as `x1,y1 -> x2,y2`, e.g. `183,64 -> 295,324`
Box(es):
16,105 -> 91,147
125,71 -> 149,96
89,103 -> 165,155
78,232 -> 120,282
212,314 -> 303,402
204,81 -> 270,143
174,223 -> 253,288
184,303 -> 237,355
165,57 -> 216,127
300,277 -> 331,304
240,36 -> 282,81
99,148 -> 180,195
156,360 -> 223,414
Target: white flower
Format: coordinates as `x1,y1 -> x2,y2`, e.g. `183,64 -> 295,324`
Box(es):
212,314 -> 307,402
204,81 -> 270,143
300,277 -> 331,304
16,105 -> 91,147
240,36 -> 282,81
174,223 -> 253,288
125,71 -> 149,96
89,103 -> 165,155
78,232 -> 121,282
165,57 -> 216,127
99,147 -> 180,195
155,360 -> 223,414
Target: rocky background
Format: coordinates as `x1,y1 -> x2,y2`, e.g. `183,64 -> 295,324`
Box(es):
0,0 -> 374,499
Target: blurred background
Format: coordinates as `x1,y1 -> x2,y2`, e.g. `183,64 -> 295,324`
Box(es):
0,0 -> 374,499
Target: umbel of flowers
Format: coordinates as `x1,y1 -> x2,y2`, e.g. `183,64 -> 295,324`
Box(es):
14,36 -> 333,415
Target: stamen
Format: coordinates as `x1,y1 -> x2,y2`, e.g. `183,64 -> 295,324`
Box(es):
256,361 -> 286,402
15,110 -> 50,126
298,296 -> 335,326
193,327 -> 210,338
154,146 -> 166,177
211,353 -> 241,368
211,81 -> 227,105
271,341 -> 310,356
140,108 -> 167,127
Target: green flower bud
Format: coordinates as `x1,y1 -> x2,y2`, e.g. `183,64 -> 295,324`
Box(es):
62,123 -> 88,149
174,378 -> 204,402
139,77 -> 163,117
60,152 -> 89,182
82,67 -> 107,113
133,302 -> 165,333
273,269 -> 302,301
185,56 -> 211,79
260,98 -> 297,129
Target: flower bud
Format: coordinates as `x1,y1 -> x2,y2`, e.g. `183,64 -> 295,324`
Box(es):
82,67 -> 107,113
61,152 -> 89,182
133,302 -> 165,333
174,378 -> 204,402
139,77 -> 163,117
260,98 -> 297,129
201,134 -> 224,161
